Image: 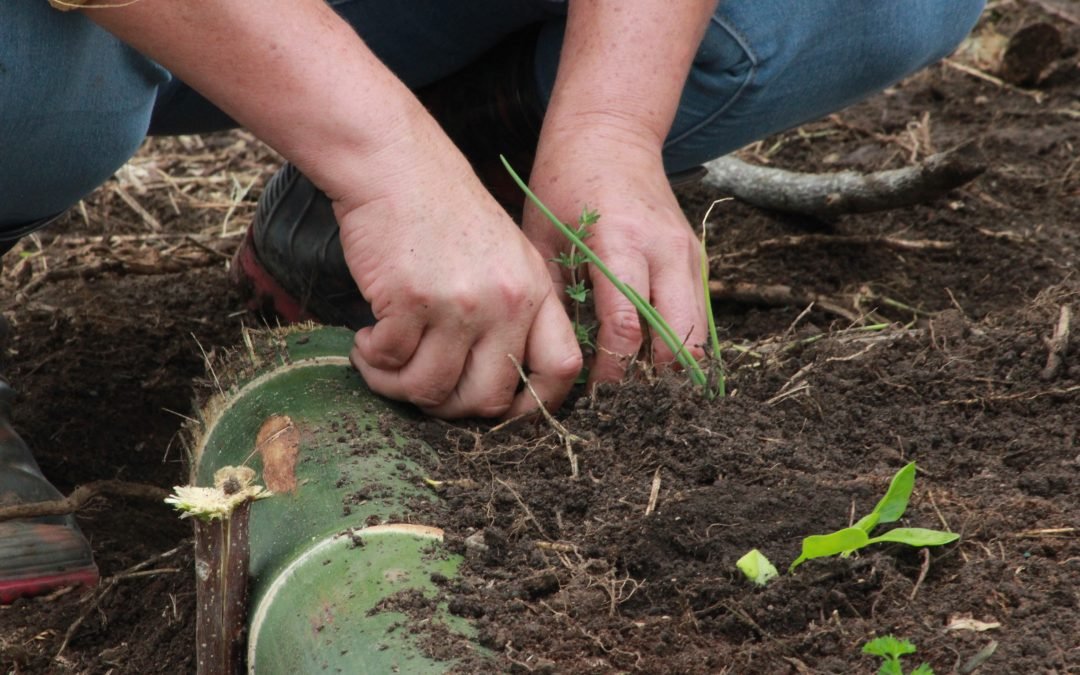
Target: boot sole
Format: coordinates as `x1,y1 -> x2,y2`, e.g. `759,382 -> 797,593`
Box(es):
231,226 -> 319,326
0,566 -> 99,603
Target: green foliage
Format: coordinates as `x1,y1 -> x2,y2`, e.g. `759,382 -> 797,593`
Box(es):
863,636 -> 934,675
789,463 -> 958,572
501,156 -> 723,398
554,207 -> 599,357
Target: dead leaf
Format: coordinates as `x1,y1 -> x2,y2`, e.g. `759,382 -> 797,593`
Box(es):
946,615 -> 1002,632
255,415 -> 300,493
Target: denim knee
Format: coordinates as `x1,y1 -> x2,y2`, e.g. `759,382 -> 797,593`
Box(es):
662,0 -> 986,171
0,3 -> 167,228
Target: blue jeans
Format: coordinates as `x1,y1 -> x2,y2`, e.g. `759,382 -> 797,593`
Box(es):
0,0 -> 984,235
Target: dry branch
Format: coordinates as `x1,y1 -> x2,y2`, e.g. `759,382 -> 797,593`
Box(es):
703,144 -> 985,217
0,480 -> 169,522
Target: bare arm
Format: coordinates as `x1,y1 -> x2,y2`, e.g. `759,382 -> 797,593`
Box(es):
526,0 -> 718,386
87,0 -> 582,418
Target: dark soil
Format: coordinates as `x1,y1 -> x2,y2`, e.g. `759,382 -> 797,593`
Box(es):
2,7 -> 1078,673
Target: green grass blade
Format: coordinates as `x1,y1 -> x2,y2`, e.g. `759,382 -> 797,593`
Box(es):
699,232 -> 725,397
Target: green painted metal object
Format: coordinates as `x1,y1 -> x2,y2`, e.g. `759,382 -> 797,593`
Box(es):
190,326 -> 482,673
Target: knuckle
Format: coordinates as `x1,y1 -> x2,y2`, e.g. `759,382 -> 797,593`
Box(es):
605,308 -> 645,345
471,398 -> 513,419
551,350 -> 585,381
405,379 -> 454,409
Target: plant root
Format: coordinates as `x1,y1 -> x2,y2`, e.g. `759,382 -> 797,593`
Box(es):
1039,304 -> 1071,380
508,353 -> 582,479
55,543 -> 187,659
701,144 -> 984,217
708,280 -> 862,324
0,480 -> 169,522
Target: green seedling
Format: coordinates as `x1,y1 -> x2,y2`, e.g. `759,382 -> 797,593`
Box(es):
863,635 -> 934,675
736,548 -> 778,586
501,156 -> 723,398
789,462 -> 958,572
554,206 -> 600,378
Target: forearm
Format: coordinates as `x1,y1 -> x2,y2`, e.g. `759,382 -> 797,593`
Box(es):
540,0 -> 718,152
85,0 -> 439,206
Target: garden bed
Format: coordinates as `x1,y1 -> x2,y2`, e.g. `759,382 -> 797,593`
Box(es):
1,5 -> 1077,673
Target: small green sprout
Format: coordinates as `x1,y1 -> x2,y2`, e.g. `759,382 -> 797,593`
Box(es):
863,635 -> 934,675
502,156 -> 723,398
556,206 -> 599,358
789,463 -> 958,572
736,549 -> 778,586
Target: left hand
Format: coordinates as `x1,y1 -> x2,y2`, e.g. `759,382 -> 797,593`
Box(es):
523,130 -> 708,390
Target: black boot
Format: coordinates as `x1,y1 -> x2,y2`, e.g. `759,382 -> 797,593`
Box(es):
0,376 -> 98,602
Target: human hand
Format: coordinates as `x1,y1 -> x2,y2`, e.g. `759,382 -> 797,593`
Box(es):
523,134 -> 708,390
332,125 -> 582,420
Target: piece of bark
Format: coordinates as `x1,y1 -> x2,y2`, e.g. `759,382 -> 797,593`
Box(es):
702,145 -> 985,217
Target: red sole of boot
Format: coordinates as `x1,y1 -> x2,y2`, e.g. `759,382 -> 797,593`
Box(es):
0,566 -> 99,603
231,227 -> 318,326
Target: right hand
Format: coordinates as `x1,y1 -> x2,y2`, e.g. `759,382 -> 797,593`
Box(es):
330,123 -> 582,420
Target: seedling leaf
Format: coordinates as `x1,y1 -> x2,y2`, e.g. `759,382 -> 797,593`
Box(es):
736,549 -> 778,586
579,206 -> 600,228
863,635 -> 917,659
790,527 -> 869,572
852,511 -> 881,534
866,527 -> 959,548
870,462 -> 917,525
879,662 -> 904,675
910,664 -> 935,675
566,281 -> 590,304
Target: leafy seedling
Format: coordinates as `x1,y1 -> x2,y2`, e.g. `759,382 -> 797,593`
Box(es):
736,549 -> 778,586
501,156 -> 723,398
789,462 -> 958,572
863,635 -> 934,675
554,206 -> 600,379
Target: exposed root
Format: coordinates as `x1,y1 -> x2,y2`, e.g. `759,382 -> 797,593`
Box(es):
702,144 -> 984,217
55,544 -> 187,659
716,234 -> 955,261
1039,304 -> 1072,380
0,480 -> 170,522
709,280 -> 862,324
909,548 -> 931,601
508,354 -> 582,479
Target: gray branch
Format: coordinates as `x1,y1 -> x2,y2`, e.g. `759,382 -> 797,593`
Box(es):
702,145 -> 985,217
